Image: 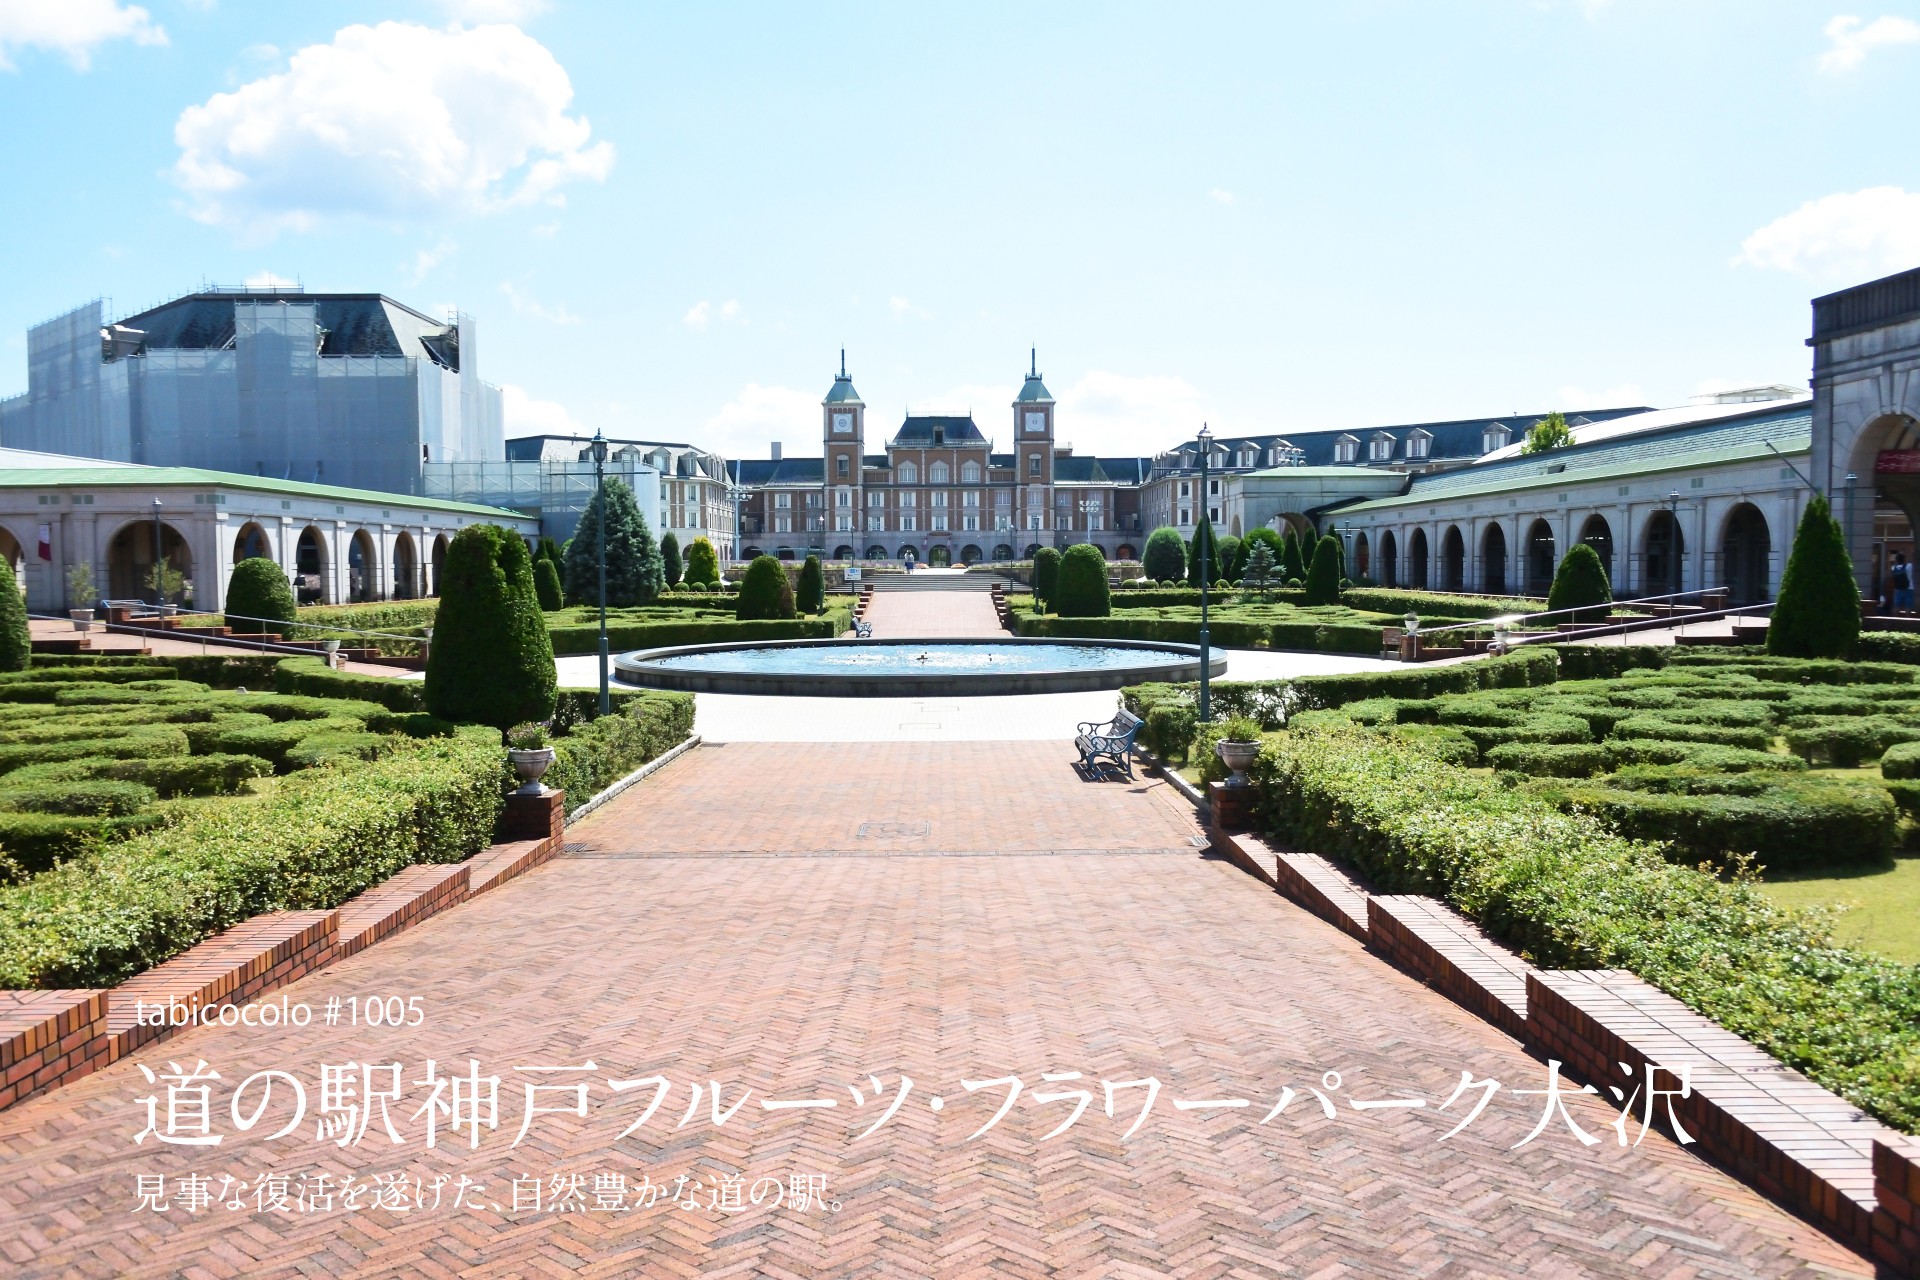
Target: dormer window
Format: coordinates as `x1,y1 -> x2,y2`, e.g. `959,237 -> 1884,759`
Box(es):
1407,430 -> 1432,459
1481,423 -> 1511,453
932,427 -> 945,446
1368,432 -> 1394,462
1333,434 -> 1359,464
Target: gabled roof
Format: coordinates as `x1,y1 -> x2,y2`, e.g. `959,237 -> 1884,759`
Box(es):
114,291 -> 461,368
1014,374 -> 1054,404
889,415 -> 987,446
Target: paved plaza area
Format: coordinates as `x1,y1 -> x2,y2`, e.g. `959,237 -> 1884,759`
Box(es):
0,733 -> 1871,1277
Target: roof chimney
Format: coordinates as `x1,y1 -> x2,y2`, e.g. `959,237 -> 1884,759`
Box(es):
770,442 -> 782,461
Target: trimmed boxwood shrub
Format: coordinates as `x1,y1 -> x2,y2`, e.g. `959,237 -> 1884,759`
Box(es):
660,531 -> 682,588
1769,493 -> 1860,659
1249,726 -> 1920,1132
0,727 -> 504,988
1783,714 -> 1920,767
1882,740 -> 1920,779
0,728 -> 189,776
1853,631 -> 1920,664
735,555 -> 796,621
1145,703 -> 1197,762
0,556 -> 28,674
424,524 -> 558,730
1382,723 -> 1479,766
683,536 -> 720,588
1546,644 -> 1669,680
796,554 -> 826,614
1303,535 -> 1341,606
1545,543 -> 1612,624
1484,741 -> 1611,777
1054,544 -> 1111,618
224,557 -> 297,637
0,810 -> 172,878
1143,527 -> 1186,582
3,752 -> 271,797
1033,547 -> 1062,609
534,557 -> 564,612
1608,716 -> 1772,750
543,692 -> 695,803
273,656 -> 425,711
0,779 -> 156,817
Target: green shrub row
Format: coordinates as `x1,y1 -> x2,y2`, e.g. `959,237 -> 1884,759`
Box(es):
0,727 -> 506,988
547,616 -> 843,655
1251,725 -> 1920,1133
544,692 -> 695,803
1343,587 -> 1544,620
1018,613 -> 1383,655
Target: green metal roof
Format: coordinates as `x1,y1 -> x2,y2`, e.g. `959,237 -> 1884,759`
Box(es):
824,376 -> 864,405
1014,375 -> 1054,404
1334,432 -> 1811,516
0,465 -> 535,521
1241,465 -> 1400,480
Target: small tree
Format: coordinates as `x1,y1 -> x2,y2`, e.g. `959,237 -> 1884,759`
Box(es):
1304,535 -> 1342,605
1055,543 -> 1111,617
1033,546 -> 1062,609
562,478 -> 664,607
1768,493 -> 1860,658
424,524 -> 557,729
533,557 -> 564,611
1187,517 -> 1219,589
1325,523 -> 1348,582
65,561 -> 97,610
1280,530 -> 1305,583
536,535 -> 563,568
1242,538 -> 1278,598
684,537 -> 720,587
1521,410 -> 1572,455
1143,526 -> 1186,582
736,554 -> 795,620
796,553 -> 825,614
148,559 -> 187,606
0,558 -> 29,672
1545,543 -> 1611,624
661,531 -> 683,587
224,557 -> 297,637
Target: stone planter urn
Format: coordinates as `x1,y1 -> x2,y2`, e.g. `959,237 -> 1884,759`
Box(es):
1215,739 -> 1260,789
69,608 -> 94,631
508,747 -> 556,795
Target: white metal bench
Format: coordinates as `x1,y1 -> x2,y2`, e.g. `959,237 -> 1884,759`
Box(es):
1075,708 -> 1144,779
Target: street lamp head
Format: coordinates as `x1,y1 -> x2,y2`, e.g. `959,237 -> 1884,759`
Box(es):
1196,422 -> 1213,449
589,430 -> 609,465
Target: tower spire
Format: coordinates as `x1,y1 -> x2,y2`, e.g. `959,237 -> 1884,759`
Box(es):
1030,346 -> 1036,378
840,347 -> 846,379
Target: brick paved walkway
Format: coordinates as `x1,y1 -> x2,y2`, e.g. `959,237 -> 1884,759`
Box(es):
0,744 -> 1869,1277
862,585 -> 1006,637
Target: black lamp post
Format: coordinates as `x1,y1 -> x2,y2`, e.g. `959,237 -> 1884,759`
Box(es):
592,430 -> 610,717
1197,424 -> 1213,723
1666,490 -> 1681,596
150,499 -> 163,607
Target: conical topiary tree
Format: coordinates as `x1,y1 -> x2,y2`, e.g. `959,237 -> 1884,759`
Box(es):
1768,493 -> 1860,658
1304,534 -> 1342,605
1326,523 -> 1348,582
1143,527 -> 1186,582
684,536 -> 720,587
533,557 -> 564,611
224,556 -> 298,637
1033,546 -> 1062,609
537,535 -> 563,569
424,525 -> 557,729
0,557 -> 29,672
1216,534 -> 1243,583
1546,544 -> 1612,624
736,554 -> 795,620
796,553 -> 825,614
1055,543 -> 1111,617
563,477 -> 665,607
1187,517 -> 1219,589
661,531 -> 683,588
1280,530 -> 1305,583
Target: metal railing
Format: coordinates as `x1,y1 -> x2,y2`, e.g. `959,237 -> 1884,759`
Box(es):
1399,587 -> 1779,657
37,603 -> 430,663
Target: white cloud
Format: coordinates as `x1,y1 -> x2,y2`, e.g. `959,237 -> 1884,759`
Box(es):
501,383 -> 585,436
1056,370 -> 1212,457
432,0 -> 550,21
500,281 -> 580,324
0,0 -> 165,71
1207,187 -> 1235,204
683,299 -> 743,330
683,301 -> 711,330
172,21 -> 613,236
1818,14 -> 1920,72
1736,186 -> 1920,277
888,296 -> 930,320
1554,382 -> 1646,409
702,383 -> 818,460
405,237 -> 456,284
242,269 -> 299,288
531,220 -> 560,237
242,42 -> 278,61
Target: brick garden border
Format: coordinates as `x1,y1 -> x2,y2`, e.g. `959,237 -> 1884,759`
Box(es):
0,789 -> 566,1116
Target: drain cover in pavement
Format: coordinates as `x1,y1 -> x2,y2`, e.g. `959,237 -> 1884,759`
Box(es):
857,821 -> 931,839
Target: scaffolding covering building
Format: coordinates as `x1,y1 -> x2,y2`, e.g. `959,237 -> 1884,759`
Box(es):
0,289 -> 503,498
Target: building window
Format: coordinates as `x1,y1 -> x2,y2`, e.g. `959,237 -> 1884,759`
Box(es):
775,493 -> 791,509
1210,506 -> 1220,523
1028,454 -> 1041,476
835,488 -> 851,507
836,515 -> 851,532
963,514 -> 979,531
1056,514 -> 1072,531
929,461 -> 950,484
868,514 -> 884,531
1408,434 -> 1431,459
994,489 -> 1010,507
775,514 -> 791,533
897,462 -> 916,484
961,460 -> 981,483
901,515 -> 917,532
1027,513 -> 1043,530
963,490 -> 980,507
1178,508 -> 1191,525
1334,437 -> 1358,463
1178,481 -> 1190,498
1481,425 -> 1510,452
868,490 -> 885,507
932,513 -> 949,531
836,455 -> 850,478
1369,435 -> 1393,461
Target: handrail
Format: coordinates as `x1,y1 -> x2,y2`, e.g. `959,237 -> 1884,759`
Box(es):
1503,600 -> 1775,649
1410,586 -> 1734,640
28,610 -> 351,659
139,603 -> 428,647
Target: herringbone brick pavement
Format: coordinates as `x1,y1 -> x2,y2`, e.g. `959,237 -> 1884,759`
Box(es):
861,588 -> 1006,638
0,743 -> 1871,1277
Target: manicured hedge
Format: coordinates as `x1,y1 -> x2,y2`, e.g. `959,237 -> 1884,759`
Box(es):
1252,725 -> 1920,1133
1882,739 -> 1920,780
547,616 -> 843,655
544,692 -> 695,803
0,727 -> 505,988
1783,714 -> 1920,767
274,656 -> 425,711
1853,631 -> 1920,665
1343,587 -> 1544,620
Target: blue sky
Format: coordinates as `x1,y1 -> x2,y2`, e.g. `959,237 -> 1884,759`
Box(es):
2,1 -> 1918,462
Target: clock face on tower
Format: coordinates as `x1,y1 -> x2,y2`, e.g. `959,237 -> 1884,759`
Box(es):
832,412 -> 853,434
1025,411 -> 1045,434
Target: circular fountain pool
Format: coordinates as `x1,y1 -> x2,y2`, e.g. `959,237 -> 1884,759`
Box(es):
612,637 -> 1227,696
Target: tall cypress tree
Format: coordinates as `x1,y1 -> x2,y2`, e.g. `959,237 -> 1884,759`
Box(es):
424,525 -> 556,729
1768,493 -> 1860,658
660,531 -> 683,587
563,478 -> 664,607
1187,516 -> 1218,588
1280,530 -> 1305,583
1304,535 -> 1343,605
0,557 -> 29,672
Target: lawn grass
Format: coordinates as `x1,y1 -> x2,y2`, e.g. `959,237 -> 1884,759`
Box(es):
1758,856 -> 1920,964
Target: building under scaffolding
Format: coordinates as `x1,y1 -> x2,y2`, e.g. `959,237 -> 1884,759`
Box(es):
0,289 -> 503,498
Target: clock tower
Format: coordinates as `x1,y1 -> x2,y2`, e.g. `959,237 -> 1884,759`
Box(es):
822,349 -> 864,548
1014,348 -> 1055,537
